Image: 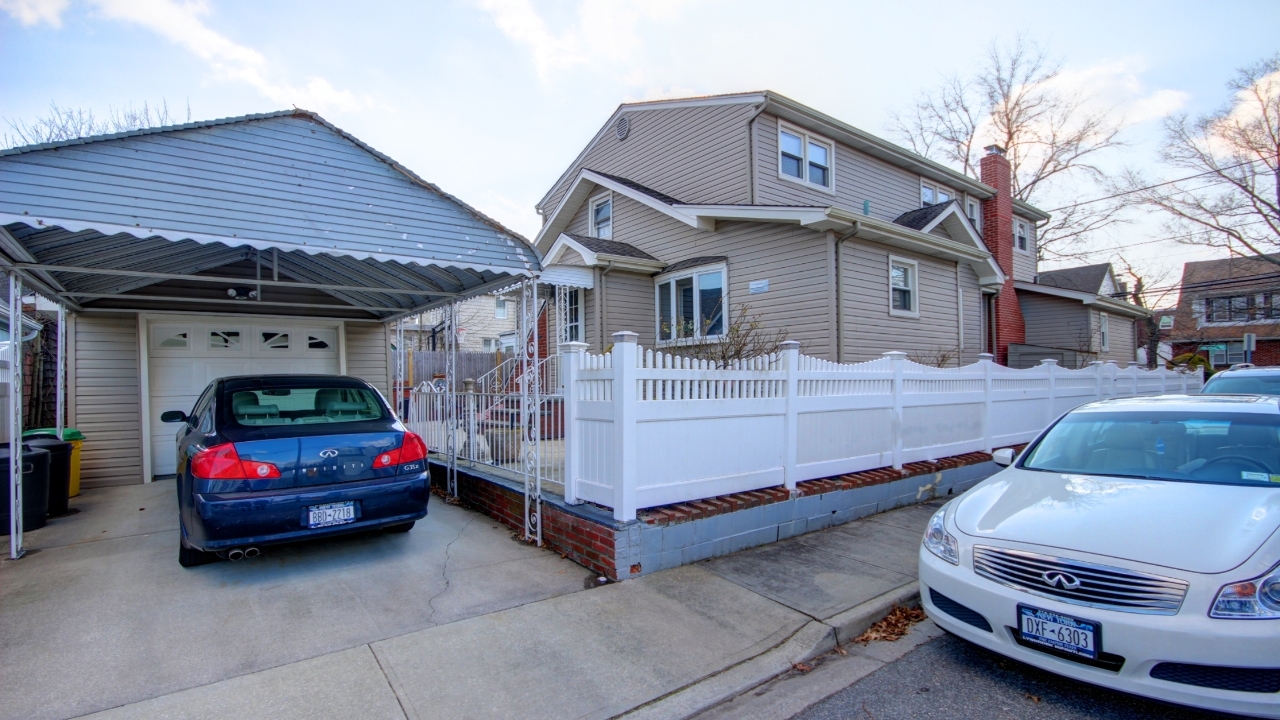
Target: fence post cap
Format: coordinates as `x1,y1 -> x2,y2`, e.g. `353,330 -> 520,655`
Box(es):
978,353 -> 995,362
462,378 -> 475,393
1089,360 -> 1104,366
882,351 -> 909,359
780,340 -> 801,350
1039,358 -> 1059,366
611,331 -> 639,344
560,341 -> 588,353
1127,361 -> 1140,367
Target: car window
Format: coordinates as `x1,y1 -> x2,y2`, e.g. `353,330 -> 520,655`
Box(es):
1021,410 -> 1280,487
1201,374 -> 1280,395
190,383 -> 216,429
223,385 -> 386,427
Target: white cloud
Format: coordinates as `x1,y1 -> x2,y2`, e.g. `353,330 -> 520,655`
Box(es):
473,0 -> 699,80
1045,56 -> 1189,125
1,0 -> 369,112
0,0 -> 69,26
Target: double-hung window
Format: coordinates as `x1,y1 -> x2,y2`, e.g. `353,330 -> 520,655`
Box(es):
656,265 -> 726,342
494,299 -> 509,319
966,200 -> 980,229
889,257 -> 919,318
1016,221 -> 1029,252
920,182 -> 951,207
778,123 -> 833,190
564,289 -> 582,343
590,195 -> 613,239
1099,312 -> 1110,351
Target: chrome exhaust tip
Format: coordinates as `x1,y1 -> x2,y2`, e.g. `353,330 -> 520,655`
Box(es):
243,547 -> 260,559
227,548 -> 245,561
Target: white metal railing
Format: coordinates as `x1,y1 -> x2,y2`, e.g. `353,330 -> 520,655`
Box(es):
561,333 -> 1205,521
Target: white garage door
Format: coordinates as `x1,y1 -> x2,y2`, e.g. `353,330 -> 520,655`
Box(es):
148,319 -> 341,477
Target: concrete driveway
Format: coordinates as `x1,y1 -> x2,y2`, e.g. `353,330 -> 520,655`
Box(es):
0,480 -> 592,720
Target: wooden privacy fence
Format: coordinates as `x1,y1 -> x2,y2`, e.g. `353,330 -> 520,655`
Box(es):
562,332 -> 1205,521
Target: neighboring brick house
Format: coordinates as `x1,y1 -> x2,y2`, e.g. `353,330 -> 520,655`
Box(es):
1008,263 -> 1149,368
532,91 -> 1144,366
1169,254 -> 1280,368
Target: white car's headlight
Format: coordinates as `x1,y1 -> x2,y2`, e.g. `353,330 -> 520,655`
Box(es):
923,506 -> 959,565
1211,564 -> 1280,619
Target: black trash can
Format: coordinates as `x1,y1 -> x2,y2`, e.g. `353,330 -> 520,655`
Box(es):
0,445 -> 51,534
24,438 -> 72,517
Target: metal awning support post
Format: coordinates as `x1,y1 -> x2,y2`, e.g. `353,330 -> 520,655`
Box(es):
444,301 -> 458,498
393,317 -> 405,419
520,278 -> 542,546
9,273 -> 24,560
56,303 -> 65,441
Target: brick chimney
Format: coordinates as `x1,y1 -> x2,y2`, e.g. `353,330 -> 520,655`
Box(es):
979,145 -> 1024,365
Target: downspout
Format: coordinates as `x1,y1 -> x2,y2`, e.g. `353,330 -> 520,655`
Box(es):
600,261 -> 615,346
832,222 -> 860,363
745,102 -> 767,205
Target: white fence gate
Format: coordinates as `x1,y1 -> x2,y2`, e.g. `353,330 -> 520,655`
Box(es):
562,332 -> 1204,521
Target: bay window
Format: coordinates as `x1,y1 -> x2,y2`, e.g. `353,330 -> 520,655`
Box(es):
656,265 -> 726,342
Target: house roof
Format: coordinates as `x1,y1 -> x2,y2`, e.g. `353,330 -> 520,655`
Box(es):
661,256 -> 728,275
561,233 -> 659,261
1180,254 -> 1280,292
892,202 -> 954,231
587,171 -> 683,205
1037,264 -> 1113,294
0,109 -> 538,278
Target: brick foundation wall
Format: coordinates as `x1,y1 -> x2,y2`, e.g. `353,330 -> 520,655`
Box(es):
432,447 -> 1012,581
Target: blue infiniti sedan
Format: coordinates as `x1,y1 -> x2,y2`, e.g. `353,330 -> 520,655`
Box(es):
162,375 -> 430,567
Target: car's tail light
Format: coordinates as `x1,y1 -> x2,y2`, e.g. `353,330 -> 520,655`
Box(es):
373,448 -> 401,469
400,432 -> 428,463
191,443 -> 281,480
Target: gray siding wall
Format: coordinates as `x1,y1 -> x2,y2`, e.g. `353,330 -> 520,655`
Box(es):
345,322 -> 389,394
540,103 -> 757,216
603,271 -> 657,349
1095,310 -> 1137,364
1012,215 -> 1038,282
840,241 -> 968,364
1019,293 -> 1092,351
958,264 -> 983,364
71,313 -> 143,488
752,113 -> 920,222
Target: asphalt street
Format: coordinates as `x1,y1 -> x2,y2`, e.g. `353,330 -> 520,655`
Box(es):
792,632 -> 1236,720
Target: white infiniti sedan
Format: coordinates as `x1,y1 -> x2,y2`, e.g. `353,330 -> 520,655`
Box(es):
920,395 -> 1280,718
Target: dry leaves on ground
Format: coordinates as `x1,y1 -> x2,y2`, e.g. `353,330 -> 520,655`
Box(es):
853,604 -> 928,644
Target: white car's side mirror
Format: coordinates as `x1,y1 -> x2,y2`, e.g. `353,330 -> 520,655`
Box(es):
993,448 -> 1016,467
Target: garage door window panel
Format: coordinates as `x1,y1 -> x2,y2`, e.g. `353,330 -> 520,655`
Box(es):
260,331 -> 291,350
210,330 -> 243,350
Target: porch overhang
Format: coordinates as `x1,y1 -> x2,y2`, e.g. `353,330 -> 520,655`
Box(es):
1013,281 -> 1152,318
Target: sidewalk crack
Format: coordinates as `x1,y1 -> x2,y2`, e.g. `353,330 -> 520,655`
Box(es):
425,517 -> 475,624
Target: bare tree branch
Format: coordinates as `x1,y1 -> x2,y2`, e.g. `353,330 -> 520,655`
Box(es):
3,99 -> 192,149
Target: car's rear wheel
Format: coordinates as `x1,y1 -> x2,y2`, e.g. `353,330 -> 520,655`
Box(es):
384,521 -> 416,533
178,539 -> 219,568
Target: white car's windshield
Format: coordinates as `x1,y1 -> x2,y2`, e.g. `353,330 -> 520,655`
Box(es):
1201,374 -> 1280,395
1021,411 -> 1280,487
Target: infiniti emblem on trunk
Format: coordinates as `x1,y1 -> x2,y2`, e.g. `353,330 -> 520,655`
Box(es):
1042,571 -> 1082,590
319,449 -> 339,458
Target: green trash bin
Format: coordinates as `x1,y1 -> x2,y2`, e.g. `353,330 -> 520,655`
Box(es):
24,428 -> 85,497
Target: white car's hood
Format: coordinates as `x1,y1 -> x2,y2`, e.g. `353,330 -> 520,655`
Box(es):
954,468 -> 1280,574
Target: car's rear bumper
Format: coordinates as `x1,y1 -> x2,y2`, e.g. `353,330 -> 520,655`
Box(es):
920,547 -> 1280,718
188,472 -> 429,550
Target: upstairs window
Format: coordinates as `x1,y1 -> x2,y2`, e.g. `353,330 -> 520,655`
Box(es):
920,182 -> 952,207
590,195 -> 613,239
1016,221 -> 1029,252
1099,312 -> 1110,351
966,200 -> 980,229
494,299 -> 509,319
1204,293 -> 1280,322
656,265 -> 726,342
889,257 -> 919,318
778,123 -> 833,190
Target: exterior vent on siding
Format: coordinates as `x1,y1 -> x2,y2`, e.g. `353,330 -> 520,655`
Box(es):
616,116 -> 630,141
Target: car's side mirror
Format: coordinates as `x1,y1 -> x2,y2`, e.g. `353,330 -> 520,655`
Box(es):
992,448 -> 1016,467
160,410 -> 188,424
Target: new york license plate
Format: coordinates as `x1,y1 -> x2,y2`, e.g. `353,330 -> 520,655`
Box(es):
307,501 -> 355,528
1018,605 -> 1099,659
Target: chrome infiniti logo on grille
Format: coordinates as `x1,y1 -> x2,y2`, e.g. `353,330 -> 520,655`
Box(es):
319,449 -> 339,458
1041,571 -> 1082,590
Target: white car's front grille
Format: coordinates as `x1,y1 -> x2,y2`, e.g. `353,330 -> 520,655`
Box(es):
972,546 -> 1189,615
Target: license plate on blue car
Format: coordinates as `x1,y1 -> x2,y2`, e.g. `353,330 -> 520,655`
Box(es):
307,501 -> 355,528
1018,605 -> 1099,659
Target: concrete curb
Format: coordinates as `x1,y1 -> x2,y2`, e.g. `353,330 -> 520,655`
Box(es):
824,581 -> 921,645
614,581 -> 921,720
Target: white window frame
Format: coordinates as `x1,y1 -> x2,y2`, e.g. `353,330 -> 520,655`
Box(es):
564,288 -> 582,343
589,192 -> 613,240
888,256 -> 920,319
1098,311 -> 1110,351
776,121 -> 835,193
1015,220 -> 1030,254
494,298 -> 508,319
966,198 -> 981,230
920,181 -> 953,208
654,262 -> 729,346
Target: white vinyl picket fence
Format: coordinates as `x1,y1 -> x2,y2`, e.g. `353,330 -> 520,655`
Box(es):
562,332 -> 1204,521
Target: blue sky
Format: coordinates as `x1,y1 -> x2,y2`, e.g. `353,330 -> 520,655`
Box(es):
2,0 -> 1278,296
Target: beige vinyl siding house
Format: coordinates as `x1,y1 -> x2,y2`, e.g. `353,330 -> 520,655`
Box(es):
1093,309 -> 1136,364
1011,217 -> 1038,281
1020,293 -> 1092,353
